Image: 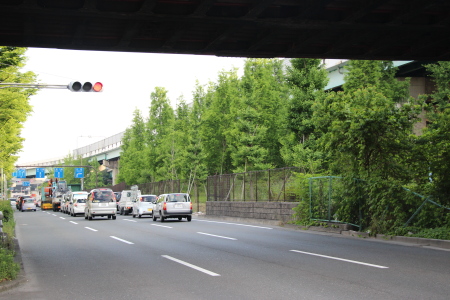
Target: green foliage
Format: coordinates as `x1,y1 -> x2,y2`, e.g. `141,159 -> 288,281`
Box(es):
389,226 -> 450,240
0,248 -> 20,282
0,200 -> 20,281
0,47 -> 37,176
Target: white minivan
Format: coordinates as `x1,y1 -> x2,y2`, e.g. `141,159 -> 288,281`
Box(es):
153,193 -> 192,222
68,191 -> 89,217
84,188 -> 117,220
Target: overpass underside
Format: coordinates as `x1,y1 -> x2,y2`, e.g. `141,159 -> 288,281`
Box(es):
1,0 -> 450,60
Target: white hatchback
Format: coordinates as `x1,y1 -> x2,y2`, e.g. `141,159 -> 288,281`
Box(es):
132,194 -> 157,218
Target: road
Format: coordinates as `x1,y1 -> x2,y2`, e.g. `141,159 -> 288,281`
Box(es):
1,208 -> 450,300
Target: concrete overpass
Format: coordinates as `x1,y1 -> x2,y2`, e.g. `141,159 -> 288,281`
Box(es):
1,0 -> 450,60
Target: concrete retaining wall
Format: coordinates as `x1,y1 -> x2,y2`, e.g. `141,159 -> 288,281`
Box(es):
206,201 -> 298,222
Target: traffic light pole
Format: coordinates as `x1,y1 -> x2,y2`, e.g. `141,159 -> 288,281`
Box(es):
0,83 -> 68,89
15,165 -> 98,188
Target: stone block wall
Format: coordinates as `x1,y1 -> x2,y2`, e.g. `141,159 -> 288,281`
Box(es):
206,201 -> 298,223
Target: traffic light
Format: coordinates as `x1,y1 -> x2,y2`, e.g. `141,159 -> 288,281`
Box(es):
67,81 -> 103,92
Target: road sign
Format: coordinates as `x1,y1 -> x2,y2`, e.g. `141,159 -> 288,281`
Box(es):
54,168 -> 64,178
16,169 -> 26,178
74,168 -> 84,178
36,168 -> 45,178
22,181 -> 30,186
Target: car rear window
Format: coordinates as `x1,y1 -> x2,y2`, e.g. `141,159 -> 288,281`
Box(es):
142,196 -> 156,202
167,194 -> 190,202
26,199 -> 34,203
74,194 -> 87,200
77,199 -> 86,203
93,191 -> 114,202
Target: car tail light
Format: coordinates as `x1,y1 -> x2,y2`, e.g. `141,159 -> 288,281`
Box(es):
190,202 -> 192,210
163,202 -> 167,211
74,204 -> 78,207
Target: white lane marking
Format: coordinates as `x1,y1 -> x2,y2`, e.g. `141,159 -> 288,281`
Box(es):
123,219 -> 137,223
197,232 -> 237,240
162,255 -> 220,277
69,221 -> 78,225
85,227 -> 98,232
52,214 -> 57,216
110,236 -> 134,245
151,224 -> 173,229
60,217 -> 66,220
194,219 -> 272,230
290,250 -> 389,269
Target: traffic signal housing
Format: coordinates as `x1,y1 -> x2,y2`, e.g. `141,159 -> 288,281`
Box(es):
68,81 -> 103,92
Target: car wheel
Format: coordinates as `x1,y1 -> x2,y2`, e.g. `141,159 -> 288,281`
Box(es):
132,211 -> 136,218
85,214 -> 88,220
120,208 -> 124,215
178,217 -> 182,221
153,215 -> 157,221
187,215 -> 192,222
108,215 -> 111,219
160,213 -> 164,222
138,214 -> 142,218
112,215 -> 116,220
88,215 -> 92,220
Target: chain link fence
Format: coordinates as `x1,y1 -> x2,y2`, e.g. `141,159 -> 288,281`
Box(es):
207,167 -> 299,202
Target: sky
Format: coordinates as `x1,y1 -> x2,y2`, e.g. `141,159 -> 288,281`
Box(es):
16,48 -> 248,165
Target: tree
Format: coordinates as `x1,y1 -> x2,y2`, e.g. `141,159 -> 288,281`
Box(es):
280,58 -> 328,172
145,87 -> 175,181
200,69 -> 240,175
118,109 -> 147,184
0,47 -> 37,177
228,58 -> 288,172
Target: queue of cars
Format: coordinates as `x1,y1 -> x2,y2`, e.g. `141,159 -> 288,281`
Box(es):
52,188 -> 192,222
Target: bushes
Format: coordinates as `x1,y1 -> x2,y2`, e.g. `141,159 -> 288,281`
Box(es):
0,248 -> 20,282
0,200 -> 20,281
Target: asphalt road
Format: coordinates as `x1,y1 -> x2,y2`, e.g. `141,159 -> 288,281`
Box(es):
1,208 -> 449,300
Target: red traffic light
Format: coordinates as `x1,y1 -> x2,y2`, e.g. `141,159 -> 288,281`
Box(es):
68,81 -> 103,92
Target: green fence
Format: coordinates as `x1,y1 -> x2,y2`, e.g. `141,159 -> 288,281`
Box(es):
309,176 -> 450,231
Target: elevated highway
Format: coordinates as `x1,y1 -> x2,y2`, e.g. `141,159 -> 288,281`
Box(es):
1,0 -> 450,60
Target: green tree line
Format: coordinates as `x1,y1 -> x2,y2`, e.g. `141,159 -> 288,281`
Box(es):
117,58 -> 450,233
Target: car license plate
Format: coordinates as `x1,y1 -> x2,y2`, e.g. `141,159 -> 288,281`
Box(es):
27,208 -> 31,210
147,208 -> 152,212
175,204 -> 183,208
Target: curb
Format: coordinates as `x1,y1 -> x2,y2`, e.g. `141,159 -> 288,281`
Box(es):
0,237 -> 26,293
195,215 -> 450,251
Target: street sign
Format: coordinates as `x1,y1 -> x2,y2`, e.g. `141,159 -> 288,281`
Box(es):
12,171 -> 17,177
36,168 -> 45,178
74,168 -> 84,178
16,169 -> 26,178
54,168 -> 64,178
22,181 -> 30,186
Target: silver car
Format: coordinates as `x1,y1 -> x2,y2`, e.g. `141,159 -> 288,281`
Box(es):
85,188 -> 117,220
132,194 -> 157,218
153,193 -> 192,222
21,198 -> 37,212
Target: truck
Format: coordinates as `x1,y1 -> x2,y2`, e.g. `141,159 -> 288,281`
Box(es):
39,178 -> 69,211
118,185 -> 141,215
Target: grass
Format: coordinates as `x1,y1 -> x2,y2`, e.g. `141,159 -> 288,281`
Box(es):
0,200 -> 20,281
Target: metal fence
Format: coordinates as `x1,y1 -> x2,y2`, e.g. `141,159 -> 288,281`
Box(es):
107,179 -> 181,196
207,167 -> 299,202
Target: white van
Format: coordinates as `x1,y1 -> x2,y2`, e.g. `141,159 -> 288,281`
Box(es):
68,191 -> 89,216
118,187 -> 141,215
84,188 -> 117,220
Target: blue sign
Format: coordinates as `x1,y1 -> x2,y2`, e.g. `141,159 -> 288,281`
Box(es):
36,168 -> 45,178
74,168 -> 84,179
22,181 -> 30,187
54,168 -> 64,178
12,171 -> 17,177
16,169 -> 26,178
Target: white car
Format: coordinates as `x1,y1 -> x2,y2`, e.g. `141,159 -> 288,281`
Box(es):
153,193 -> 192,222
68,191 -> 89,217
132,194 -> 157,218
21,198 -> 37,212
